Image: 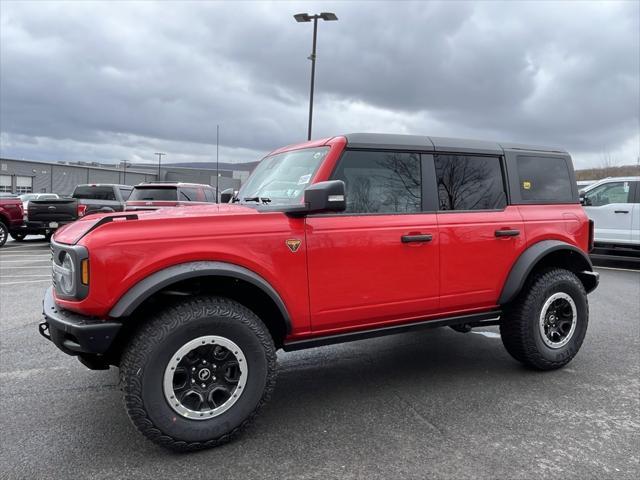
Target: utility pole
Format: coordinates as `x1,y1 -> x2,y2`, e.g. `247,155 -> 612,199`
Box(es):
216,125 -> 220,201
154,152 -> 165,180
294,12 -> 338,141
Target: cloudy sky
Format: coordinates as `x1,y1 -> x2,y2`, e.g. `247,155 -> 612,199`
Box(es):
1,0 -> 638,168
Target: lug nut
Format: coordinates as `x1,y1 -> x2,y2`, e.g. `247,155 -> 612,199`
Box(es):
191,379 -> 195,384
201,383 -> 206,388
192,367 -> 196,372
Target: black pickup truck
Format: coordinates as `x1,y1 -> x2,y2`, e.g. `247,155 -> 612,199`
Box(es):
11,184 -> 133,240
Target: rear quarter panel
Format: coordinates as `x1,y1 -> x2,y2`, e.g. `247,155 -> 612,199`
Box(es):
517,204 -> 589,251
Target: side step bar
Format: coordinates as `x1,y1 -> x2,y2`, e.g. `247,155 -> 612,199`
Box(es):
283,310 -> 501,352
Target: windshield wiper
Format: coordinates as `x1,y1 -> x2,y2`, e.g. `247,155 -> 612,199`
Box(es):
242,196 -> 271,204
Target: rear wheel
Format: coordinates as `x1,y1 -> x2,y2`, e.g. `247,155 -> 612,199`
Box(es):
0,222 -> 7,247
120,296 -> 277,451
500,268 -> 588,370
9,231 -> 25,242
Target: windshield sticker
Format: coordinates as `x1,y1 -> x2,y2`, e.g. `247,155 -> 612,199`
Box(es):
297,174 -> 311,185
522,181 -> 532,190
624,182 -> 629,193
313,151 -> 324,160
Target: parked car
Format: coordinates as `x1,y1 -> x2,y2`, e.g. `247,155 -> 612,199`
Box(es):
40,133 -> 598,451
125,182 -> 217,211
0,196 -> 24,247
12,184 -> 133,240
579,176 -> 639,251
19,193 -> 59,215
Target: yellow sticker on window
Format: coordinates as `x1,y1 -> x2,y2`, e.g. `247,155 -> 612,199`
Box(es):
522,181 -> 532,190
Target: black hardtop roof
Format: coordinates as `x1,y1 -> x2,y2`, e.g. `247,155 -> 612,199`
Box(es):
343,133 -> 568,155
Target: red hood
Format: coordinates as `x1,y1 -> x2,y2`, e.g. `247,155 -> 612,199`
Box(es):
53,203 -> 257,245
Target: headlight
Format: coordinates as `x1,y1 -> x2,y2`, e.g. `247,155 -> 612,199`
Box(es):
58,253 -> 75,295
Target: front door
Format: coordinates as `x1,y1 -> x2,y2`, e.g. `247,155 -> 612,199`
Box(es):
583,180 -> 635,244
305,150 -> 439,333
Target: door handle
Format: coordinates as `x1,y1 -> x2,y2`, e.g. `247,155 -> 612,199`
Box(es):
401,234 -> 433,243
614,210 -> 629,214
495,229 -> 520,238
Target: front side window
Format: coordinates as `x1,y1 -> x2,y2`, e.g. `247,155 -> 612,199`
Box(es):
517,155 -> 574,202
237,147 -> 329,205
331,150 -> 421,214
584,181 -> 632,206
435,155 -> 506,211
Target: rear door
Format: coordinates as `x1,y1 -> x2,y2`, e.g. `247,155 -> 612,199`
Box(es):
434,154 -> 526,311
583,180 -> 634,244
305,149 -> 439,333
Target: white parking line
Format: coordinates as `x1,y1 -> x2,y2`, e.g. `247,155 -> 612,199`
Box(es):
0,274 -> 51,278
594,266 -> 640,273
0,255 -> 51,258
0,266 -> 52,269
0,260 -> 51,263
0,250 -> 51,254
0,279 -> 52,286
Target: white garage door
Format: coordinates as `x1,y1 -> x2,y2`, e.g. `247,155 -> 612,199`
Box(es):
16,176 -> 33,194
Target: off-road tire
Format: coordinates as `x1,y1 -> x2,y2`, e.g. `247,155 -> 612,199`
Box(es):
0,222 -> 7,247
10,232 -> 26,242
500,268 -> 588,370
120,296 -> 277,451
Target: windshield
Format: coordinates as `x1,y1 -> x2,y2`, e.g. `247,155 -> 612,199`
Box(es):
129,187 -> 178,201
237,147 -> 329,205
20,194 -> 37,201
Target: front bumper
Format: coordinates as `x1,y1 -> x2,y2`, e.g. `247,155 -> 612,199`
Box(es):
39,287 -> 121,365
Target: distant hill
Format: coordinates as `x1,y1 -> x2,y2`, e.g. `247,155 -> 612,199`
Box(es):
575,164 -> 640,180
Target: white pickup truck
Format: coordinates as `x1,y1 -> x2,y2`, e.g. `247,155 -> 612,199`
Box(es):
579,176 -> 639,252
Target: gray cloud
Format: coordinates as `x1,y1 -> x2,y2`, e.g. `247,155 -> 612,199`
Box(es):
1,0 -> 638,168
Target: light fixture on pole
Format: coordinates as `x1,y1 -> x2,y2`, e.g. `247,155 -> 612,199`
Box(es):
294,12 -> 338,141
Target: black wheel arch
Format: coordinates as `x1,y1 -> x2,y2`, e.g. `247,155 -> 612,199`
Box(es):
499,240 -> 598,305
109,261 -> 292,344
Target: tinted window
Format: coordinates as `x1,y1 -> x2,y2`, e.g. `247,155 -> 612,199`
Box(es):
435,155 -> 506,211
517,156 -> 574,202
73,186 -> 116,201
119,188 -> 132,200
331,150 -> 421,214
129,187 -> 177,201
204,188 -> 215,202
584,181 -> 632,206
179,188 -> 200,201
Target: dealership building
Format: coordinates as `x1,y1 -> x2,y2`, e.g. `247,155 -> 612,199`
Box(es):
0,158 -> 254,196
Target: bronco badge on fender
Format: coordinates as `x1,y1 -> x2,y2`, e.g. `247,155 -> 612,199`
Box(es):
286,239 -> 301,252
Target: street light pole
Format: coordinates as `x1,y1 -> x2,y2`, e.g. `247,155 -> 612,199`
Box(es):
294,12 -> 338,141
154,152 -> 165,180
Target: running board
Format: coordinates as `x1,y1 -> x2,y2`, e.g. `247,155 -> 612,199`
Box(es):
282,310 -> 502,352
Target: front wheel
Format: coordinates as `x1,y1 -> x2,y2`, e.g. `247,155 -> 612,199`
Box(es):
120,296 -> 277,451
0,222 -> 7,247
500,268 -> 588,370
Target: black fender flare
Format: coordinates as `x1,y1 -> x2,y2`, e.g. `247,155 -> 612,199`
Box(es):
108,261 -> 292,333
499,240 -> 596,305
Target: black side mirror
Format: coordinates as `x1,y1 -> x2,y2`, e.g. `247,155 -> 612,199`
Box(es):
303,180 -> 346,214
580,195 -> 591,206
220,188 -> 234,203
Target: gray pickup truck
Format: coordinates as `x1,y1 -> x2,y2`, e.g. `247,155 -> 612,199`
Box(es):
11,184 -> 133,240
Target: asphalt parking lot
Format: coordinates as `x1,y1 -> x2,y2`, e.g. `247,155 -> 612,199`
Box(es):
0,238 -> 638,479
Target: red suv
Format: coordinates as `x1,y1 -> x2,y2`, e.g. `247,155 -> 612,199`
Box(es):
40,134 -> 599,450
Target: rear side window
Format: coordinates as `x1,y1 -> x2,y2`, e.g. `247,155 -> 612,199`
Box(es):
129,188 -> 177,201
73,186 -> 116,201
435,155 -> 506,211
119,188 -> 132,200
179,187 -> 200,201
331,150 -> 421,214
204,188 -> 216,202
517,156 -> 574,202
